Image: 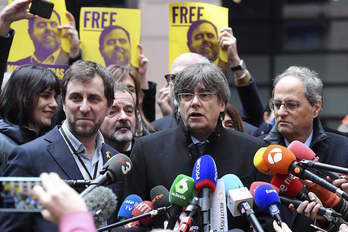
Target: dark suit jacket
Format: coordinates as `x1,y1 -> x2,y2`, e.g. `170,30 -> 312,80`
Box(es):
0,126 -> 120,232
125,120 -> 272,231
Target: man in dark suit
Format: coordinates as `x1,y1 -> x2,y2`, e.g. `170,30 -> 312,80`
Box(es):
125,63 -> 270,230
0,60 -> 118,232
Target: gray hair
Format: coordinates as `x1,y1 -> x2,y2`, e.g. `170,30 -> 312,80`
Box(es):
174,63 -> 230,104
113,82 -> 136,108
273,66 -> 323,105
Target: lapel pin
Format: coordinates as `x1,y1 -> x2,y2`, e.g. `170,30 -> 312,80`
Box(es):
106,151 -> 111,159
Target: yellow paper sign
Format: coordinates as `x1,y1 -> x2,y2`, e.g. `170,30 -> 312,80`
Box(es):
80,7 -> 141,68
7,0 -> 70,79
169,2 -> 228,70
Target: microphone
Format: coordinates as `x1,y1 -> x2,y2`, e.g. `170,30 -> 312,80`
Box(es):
83,186 -> 118,227
279,196 -> 342,219
252,183 -> 283,227
305,181 -> 342,209
253,147 -> 271,175
80,153 -> 132,197
167,174 -> 195,229
288,140 -> 317,161
151,185 -> 170,209
210,178 -> 228,232
192,154 -> 218,232
64,179 -> 92,186
288,140 -> 343,179
131,201 -> 154,226
224,174 -> 265,232
258,145 -> 348,200
117,194 -> 142,221
270,174 -> 309,201
150,185 -> 171,228
98,203 -> 168,231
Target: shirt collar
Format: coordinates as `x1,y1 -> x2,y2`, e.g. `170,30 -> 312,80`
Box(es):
190,135 -> 209,145
61,120 -> 104,156
284,130 -> 313,147
31,48 -> 61,65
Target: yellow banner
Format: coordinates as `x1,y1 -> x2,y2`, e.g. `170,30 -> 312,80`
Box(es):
7,0 -> 70,79
169,2 -> 228,70
80,7 -> 141,68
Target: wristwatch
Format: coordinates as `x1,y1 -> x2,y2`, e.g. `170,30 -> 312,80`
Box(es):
230,59 -> 246,72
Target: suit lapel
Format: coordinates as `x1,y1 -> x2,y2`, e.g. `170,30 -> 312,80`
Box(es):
45,127 -> 84,179
101,144 -> 118,164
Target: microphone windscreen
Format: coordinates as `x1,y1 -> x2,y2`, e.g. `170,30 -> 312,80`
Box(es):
288,140 -> 316,161
263,145 -> 296,175
117,194 -> 142,220
222,174 -> 244,197
169,174 -> 194,207
253,147 -> 270,174
250,181 -> 279,196
192,154 -> 218,192
253,184 -> 280,211
270,174 -> 304,199
132,200 -> 154,226
84,186 -> 117,226
150,185 -> 170,209
305,182 -> 341,208
104,153 -> 133,182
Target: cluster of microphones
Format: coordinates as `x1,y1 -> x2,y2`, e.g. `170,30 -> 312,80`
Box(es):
15,141 -> 348,231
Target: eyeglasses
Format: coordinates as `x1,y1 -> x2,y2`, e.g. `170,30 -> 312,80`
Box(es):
178,92 -> 217,102
164,74 -> 176,83
270,100 -> 301,111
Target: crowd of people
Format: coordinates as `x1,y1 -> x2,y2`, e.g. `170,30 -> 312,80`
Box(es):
0,1 -> 348,232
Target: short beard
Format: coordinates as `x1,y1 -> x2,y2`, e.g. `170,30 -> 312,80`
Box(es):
68,121 -> 100,139
111,130 -> 133,144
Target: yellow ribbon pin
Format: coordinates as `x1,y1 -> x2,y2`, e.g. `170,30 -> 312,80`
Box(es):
106,151 -> 111,159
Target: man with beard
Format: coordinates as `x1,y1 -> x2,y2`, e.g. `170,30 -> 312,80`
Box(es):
100,83 -> 137,156
15,9 -> 69,65
0,60 -> 121,232
187,20 -> 220,63
99,25 -> 131,67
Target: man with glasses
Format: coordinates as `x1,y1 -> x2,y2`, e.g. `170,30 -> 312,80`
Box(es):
263,66 -> 348,231
152,52 -> 210,129
125,63 -> 270,230
154,28 -> 267,136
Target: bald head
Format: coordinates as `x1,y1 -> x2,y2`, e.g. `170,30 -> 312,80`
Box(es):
170,52 -> 210,74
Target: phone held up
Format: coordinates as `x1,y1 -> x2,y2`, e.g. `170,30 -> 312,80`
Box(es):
0,177 -> 43,212
29,0 -> 54,19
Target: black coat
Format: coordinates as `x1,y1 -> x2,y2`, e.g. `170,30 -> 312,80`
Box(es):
151,113 -> 261,137
263,118 -> 348,232
125,120 -> 272,230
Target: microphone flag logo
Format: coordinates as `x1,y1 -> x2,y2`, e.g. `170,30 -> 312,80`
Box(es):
175,178 -> 189,194
268,147 -> 283,164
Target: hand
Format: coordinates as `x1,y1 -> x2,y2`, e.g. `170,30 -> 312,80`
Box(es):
0,0 -> 34,36
218,27 -> 240,66
332,175 -> 348,193
157,84 -> 173,116
137,44 -> 149,89
339,224 -> 348,232
59,11 -> 80,58
295,192 -> 325,221
273,220 -> 292,232
32,172 -> 88,225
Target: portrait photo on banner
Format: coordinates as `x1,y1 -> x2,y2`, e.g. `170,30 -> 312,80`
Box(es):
168,2 -> 228,70
6,0 -> 70,79
80,7 -> 141,68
